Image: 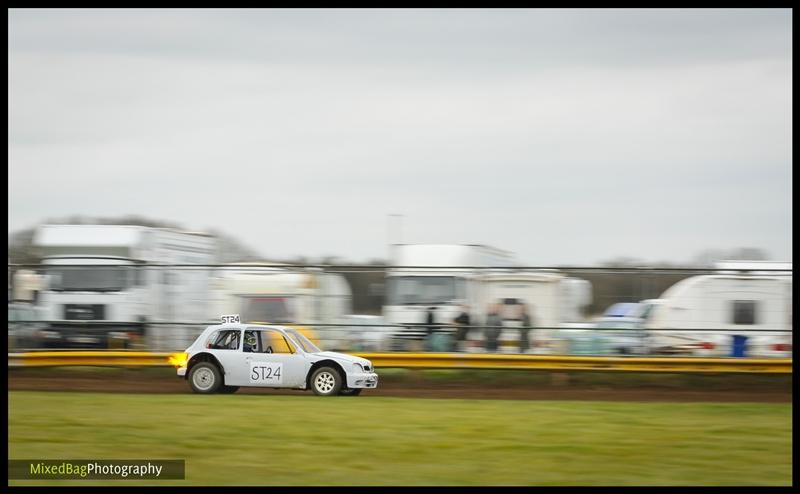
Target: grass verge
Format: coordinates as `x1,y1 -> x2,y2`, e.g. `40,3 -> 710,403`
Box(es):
8,391 -> 792,486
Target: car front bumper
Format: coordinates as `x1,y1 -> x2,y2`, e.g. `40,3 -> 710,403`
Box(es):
347,371 -> 379,389
177,367 -> 187,377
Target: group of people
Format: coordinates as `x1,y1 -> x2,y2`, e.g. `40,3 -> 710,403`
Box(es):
423,301 -> 534,353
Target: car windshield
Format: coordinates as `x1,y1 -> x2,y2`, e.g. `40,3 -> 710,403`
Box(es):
603,303 -> 641,318
284,328 -> 321,353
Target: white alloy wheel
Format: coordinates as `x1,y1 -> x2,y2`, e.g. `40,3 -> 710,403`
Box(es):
193,367 -> 215,390
189,362 -> 222,394
311,367 -> 342,396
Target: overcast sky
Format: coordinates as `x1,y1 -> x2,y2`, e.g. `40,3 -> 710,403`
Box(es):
8,9 -> 792,265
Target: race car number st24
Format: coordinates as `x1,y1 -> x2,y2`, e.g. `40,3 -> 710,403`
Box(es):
250,362 -> 282,385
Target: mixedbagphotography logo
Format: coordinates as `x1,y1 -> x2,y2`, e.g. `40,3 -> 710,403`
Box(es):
8,460 -> 185,480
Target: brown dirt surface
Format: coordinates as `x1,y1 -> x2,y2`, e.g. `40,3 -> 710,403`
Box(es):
7,369 -> 792,403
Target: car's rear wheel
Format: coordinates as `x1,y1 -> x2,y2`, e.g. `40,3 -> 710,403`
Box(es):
189,362 -> 223,394
339,388 -> 362,396
310,367 -> 342,396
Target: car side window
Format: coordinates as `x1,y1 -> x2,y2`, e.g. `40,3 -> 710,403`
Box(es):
244,328 -> 294,354
243,330 -> 262,353
206,329 -> 241,350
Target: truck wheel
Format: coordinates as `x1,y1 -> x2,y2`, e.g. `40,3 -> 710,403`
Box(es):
310,367 -> 342,396
339,388 -> 362,396
220,385 -> 239,394
189,362 -> 223,394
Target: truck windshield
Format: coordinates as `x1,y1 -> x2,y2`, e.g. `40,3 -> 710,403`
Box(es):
386,276 -> 466,305
46,267 -> 129,292
242,297 -> 294,324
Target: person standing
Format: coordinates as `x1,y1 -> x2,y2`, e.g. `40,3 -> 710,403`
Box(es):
519,304 -> 533,353
453,305 -> 471,352
424,306 -> 437,351
484,302 -> 502,353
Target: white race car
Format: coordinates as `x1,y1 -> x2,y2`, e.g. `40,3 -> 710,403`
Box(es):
171,316 -> 378,396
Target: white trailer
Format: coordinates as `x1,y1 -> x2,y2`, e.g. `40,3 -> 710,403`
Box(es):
32,224 -> 217,349
10,270 -> 46,304
645,262 -> 792,357
209,264 -> 353,350
559,277 -> 593,323
474,272 -> 593,353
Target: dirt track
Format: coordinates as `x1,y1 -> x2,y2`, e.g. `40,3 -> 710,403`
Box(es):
8,370 -> 792,403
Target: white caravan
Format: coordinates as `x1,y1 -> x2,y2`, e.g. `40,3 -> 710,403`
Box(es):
644,262 -> 792,357
33,224 -> 217,349
471,271 -> 593,353
209,264 -> 354,350
10,270 -> 46,304
383,244 -> 518,348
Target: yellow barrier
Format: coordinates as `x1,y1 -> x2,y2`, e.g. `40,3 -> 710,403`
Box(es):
358,353 -> 792,374
7,351 -> 792,373
7,352 -> 173,367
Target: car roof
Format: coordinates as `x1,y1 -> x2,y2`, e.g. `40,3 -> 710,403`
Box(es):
194,324 -> 310,351
206,323 -> 290,332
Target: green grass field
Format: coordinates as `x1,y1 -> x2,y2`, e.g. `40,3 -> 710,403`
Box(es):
8,391 -> 792,486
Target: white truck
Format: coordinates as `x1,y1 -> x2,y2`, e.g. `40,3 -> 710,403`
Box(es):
383,244 -> 596,352
383,244 -> 518,350
32,224 -> 218,349
644,261 -> 792,357
209,264 -> 354,351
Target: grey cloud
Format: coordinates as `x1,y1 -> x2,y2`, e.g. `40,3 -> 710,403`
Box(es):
10,9 -> 790,69
8,9 -> 792,265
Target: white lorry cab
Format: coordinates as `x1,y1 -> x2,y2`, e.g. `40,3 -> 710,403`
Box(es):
209,264 -> 353,350
32,224 -> 217,349
644,262 -> 792,357
383,244 -> 517,349
172,315 -> 377,396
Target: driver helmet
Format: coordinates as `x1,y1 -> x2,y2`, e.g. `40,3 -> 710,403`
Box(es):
244,331 -> 257,351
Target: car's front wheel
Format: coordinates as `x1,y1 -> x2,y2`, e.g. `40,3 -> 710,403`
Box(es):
310,367 -> 343,396
189,362 -> 223,394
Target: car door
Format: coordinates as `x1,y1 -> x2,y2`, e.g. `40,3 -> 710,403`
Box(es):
236,328 -> 310,389
204,328 -> 246,386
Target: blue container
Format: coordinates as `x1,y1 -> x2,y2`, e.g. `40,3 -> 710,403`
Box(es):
429,333 -> 452,352
731,335 -> 748,358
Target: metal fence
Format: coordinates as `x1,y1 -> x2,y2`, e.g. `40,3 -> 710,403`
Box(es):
6,321 -> 794,359
7,263 -> 793,358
